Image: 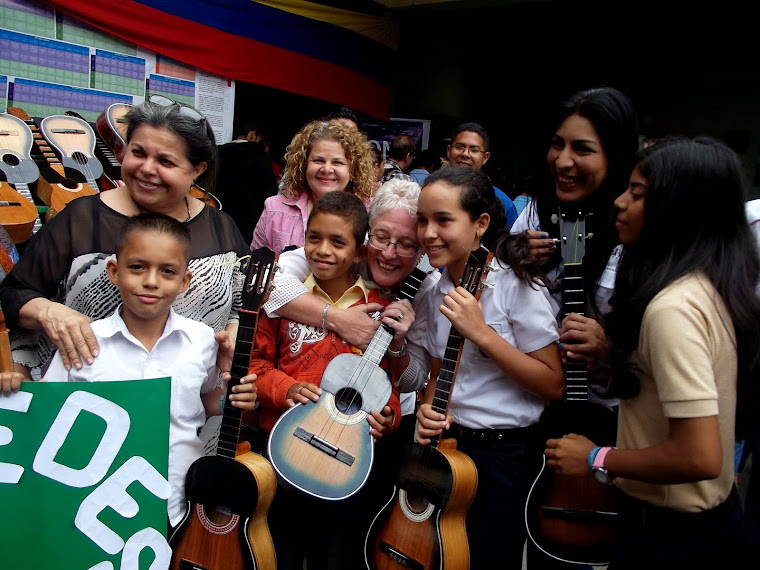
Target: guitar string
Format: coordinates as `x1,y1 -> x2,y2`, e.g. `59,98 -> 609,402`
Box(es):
45,117 -> 99,192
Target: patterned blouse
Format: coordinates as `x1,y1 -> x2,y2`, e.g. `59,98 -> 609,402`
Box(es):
0,195 -> 249,379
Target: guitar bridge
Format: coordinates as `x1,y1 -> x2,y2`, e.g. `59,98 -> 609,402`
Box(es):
378,541 -> 424,569
293,426 -> 354,466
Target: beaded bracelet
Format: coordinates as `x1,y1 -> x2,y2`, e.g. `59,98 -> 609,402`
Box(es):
219,393 -> 226,414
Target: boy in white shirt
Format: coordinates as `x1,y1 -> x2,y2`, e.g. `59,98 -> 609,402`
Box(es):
43,212 -> 258,528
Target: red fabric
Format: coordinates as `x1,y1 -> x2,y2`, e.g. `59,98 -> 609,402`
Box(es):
249,290 -> 400,433
43,0 -> 391,119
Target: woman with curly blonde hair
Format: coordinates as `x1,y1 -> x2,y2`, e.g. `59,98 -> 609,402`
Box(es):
251,119 -> 375,252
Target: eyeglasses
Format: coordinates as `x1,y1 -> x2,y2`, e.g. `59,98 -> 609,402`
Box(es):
368,233 -> 420,257
148,94 -> 205,124
451,143 -> 485,156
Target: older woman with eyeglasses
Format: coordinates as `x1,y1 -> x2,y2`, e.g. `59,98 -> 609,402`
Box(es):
0,99 -> 249,383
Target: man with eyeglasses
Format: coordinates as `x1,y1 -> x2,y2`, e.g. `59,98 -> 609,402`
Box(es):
447,122 -> 519,230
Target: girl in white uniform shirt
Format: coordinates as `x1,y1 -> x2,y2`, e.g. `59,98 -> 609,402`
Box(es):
413,166 -> 564,569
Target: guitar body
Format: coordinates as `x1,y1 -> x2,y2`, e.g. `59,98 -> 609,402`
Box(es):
95,102 -> 131,162
66,110 -> 123,189
267,352 -> 392,500
0,183 -> 39,243
169,443 -> 277,570
365,438 -> 477,570
525,401 -> 618,565
39,115 -> 103,191
169,247 -> 278,570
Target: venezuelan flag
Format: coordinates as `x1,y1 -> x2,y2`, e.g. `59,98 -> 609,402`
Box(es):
44,0 -> 398,118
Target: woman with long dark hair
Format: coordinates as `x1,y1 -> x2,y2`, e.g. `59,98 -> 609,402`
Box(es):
545,137 -> 760,568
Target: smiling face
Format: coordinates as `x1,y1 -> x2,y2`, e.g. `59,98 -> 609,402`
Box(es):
547,113 -> 609,204
106,229 -> 191,331
121,125 -> 207,216
614,163 -> 647,246
305,139 -> 351,199
366,209 -> 421,290
304,211 -> 364,300
416,181 -> 489,281
447,131 -> 490,170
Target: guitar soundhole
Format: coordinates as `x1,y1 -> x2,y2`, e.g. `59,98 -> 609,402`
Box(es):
2,154 -> 19,166
71,151 -> 88,165
334,387 -> 362,415
60,178 -> 79,190
196,503 -> 239,535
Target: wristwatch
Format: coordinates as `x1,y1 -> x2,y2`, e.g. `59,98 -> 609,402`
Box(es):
387,338 -> 408,358
591,446 -> 615,485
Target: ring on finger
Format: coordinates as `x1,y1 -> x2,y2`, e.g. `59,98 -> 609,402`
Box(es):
297,387 -> 302,395
398,312 -> 405,320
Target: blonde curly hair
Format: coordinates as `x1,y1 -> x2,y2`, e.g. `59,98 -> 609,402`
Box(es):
280,119 -> 375,201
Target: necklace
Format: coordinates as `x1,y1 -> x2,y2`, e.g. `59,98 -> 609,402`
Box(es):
132,195 -> 192,222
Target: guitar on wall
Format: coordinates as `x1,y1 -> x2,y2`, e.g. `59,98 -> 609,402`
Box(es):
95,102 -> 131,163
267,267 -> 429,501
65,110 -> 123,190
39,114 -> 103,193
364,246 -> 490,570
169,247 -> 278,570
524,208 -> 619,566
6,106 -> 97,220
0,113 -> 43,242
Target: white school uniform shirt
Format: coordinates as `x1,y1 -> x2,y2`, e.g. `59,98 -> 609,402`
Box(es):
44,306 -> 220,526
417,261 -> 559,430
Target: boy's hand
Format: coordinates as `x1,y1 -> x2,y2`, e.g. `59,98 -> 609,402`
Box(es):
0,371 -> 24,394
368,405 -> 394,441
415,403 -> 452,445
228,373 -> 258,411
285,382 -> 322,407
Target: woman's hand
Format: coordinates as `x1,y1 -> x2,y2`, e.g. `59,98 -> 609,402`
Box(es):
381,299 -> 415,348
544,433 -> 596,477
329,303 -> 383,350
415,402 -> 452,445
524,229 -> 557,265
0,371 -> 24,394
26,299 -> 98,371
560,313 -> 609,366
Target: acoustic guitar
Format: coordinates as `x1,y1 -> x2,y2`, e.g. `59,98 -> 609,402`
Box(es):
267,267 -> 429,501
524,208 -> 619,566
364,246 -> 491,570
39,114 -> 103,193
6,107 -> 97,220
0,113 -> 43,242
95,102 -> 131,162
94,102 -> 221,209
169,247 -> 278,570
65,110 -> 123,190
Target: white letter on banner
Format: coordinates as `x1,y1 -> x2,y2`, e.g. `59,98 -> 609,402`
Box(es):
120,527 -> 172,570
33,391 -> 129,487
76,456 -> 171,555
0,391 -> 33,484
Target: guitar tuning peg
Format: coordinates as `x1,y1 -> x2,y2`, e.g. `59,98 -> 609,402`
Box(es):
551,214 -> 559,225
481,282 -> 495,290
586,232 -> 594,239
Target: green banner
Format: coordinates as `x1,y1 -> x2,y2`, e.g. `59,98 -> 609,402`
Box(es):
0,379 -> 171,569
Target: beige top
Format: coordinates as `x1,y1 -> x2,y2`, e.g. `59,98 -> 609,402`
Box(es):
616,273 -> 737,512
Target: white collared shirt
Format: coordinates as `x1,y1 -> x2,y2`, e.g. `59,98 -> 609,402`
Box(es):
416,262 -> 559,429
44,307 -> 220,526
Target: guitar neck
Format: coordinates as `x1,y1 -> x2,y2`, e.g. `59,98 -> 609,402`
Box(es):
562,262 -> 590,401
430,327 -> 466,448
218,309 -> 258,459
11,181 -> 43,234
